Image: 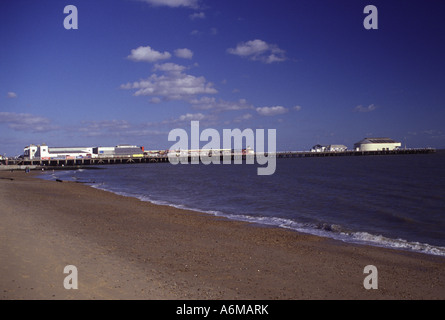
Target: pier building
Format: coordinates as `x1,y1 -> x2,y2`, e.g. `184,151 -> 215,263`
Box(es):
354,138 -> 401,152
23,144 -> 144,160
311,144 -> 348,152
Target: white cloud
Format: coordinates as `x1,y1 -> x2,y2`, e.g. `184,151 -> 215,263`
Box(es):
150,97 -> 162,104
121,69 -> 217,101
160,112 -> 217,126
7,92 -> 17,98
190,97 -> 254,112
294,105 -> 302,111
354,104 -> 377,112
127,45 -> 171,62
266,54 -> 286,63
178,113 -> 206,121
153,62 -> 187,73
80,120 -> 166,137
233,113 -> 253,123
422,129 -> 444,139
124,46 -> 215,101
190,28 -> 218,37
80,120 -> 131,131
256,106 -> 289,116
174,48 -> 193,59
228,39 -> 269,56
227,39 -> 287,63
0,112 -> 57,132
189,11 -> 205,20
140,0 -> 199,8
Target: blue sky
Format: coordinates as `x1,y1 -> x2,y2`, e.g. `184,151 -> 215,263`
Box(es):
1,0 -> 445,156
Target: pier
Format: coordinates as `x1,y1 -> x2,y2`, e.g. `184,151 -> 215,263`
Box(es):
0,148 -> 436,170
274,148 -> 437,158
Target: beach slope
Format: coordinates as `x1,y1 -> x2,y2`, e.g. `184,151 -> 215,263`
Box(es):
1,171 -> 444,299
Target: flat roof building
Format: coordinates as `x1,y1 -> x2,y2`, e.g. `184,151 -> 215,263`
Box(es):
24,144 -> 144,160
311,144 -> 347,152
327,144 -> 347,152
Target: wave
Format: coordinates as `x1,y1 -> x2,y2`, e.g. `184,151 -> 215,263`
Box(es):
87,182 -> 445,257
208,213 -> 445,256
37,168 -> 445,258
347,232 -> 445,256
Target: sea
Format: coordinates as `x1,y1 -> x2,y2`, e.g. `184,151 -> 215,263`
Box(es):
39,151 -> 445,256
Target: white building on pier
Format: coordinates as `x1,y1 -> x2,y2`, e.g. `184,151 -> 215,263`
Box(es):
354,138 -> 401,151
23,144 -> 144,160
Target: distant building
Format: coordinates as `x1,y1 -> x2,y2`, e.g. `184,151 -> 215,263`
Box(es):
311,144 -> 326,152
24,144 -> 39,160
113,145 -> 144,157
93,146 -> 115,157
354,138 -> 401,151
327,144 -> 347,152
24,144 -> 144,160
311,144 -> 347,152
37,146 -> 94,159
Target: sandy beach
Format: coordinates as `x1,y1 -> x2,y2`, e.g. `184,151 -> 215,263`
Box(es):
1,170 -> 444,300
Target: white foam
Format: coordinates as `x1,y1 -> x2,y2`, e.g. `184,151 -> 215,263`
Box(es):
85,182 -> 445,257
201,213 -> 445,256
347,232 -> 445,256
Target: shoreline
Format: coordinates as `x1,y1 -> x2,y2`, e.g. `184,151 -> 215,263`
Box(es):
1,170 -> 444,299
39,168 -> 445,258
88,184 -> 445,258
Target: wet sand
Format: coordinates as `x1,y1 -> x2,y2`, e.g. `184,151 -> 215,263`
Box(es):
1,170 -> 444,300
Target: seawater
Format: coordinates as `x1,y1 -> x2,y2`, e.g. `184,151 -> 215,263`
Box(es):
39,152 -> 445,256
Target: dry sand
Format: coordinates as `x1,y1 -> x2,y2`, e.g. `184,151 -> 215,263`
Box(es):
0,170 -> 444,300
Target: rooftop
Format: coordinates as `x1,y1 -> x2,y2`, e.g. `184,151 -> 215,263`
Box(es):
358,138 -> 399,144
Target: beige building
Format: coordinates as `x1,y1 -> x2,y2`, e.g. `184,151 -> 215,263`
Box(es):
354,138 -> 401,151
